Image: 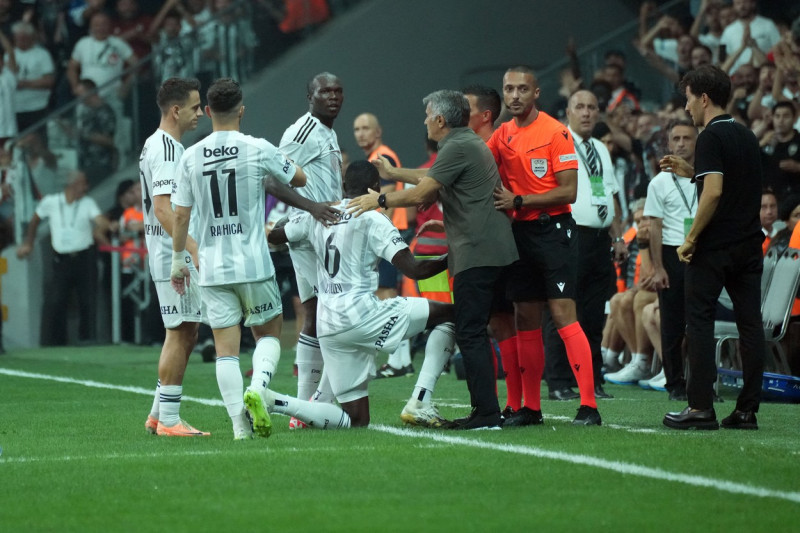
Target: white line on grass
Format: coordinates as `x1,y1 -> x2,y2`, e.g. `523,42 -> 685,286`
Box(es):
372,424 -> 800,504
0,368 -> 223,407
3,368 -> 799,504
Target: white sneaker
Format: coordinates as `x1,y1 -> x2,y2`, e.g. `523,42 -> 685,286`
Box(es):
605,362 -> 653,385
400,399 -> 450,428
646,369 -> 667,391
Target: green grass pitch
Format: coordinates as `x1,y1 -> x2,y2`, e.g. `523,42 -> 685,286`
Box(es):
1,339 -> 798,532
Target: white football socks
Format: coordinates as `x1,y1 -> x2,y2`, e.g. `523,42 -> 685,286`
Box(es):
158,384 -> 182,426
296,333 -> 323,401
411,323 -> 455,405
216,356 -> 249,434
269,391 -> 351,429
149,379 -> 161,420
249,336 -> 280,394
312,370 -> 335,404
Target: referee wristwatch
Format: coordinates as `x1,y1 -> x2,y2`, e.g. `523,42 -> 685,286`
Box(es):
513,195 -> 523,210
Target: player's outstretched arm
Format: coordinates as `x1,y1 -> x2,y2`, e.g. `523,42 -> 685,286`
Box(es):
372,155 -> 427,185
264,176 -> 340,225
391,248 -> 448,280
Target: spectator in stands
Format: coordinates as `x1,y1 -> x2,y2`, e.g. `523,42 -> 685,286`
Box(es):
9,21 -> 55,136
604,63 -> 640,112
151,8 -> 193,84
639,2 -> 685,69
690,0 -> 728,63
110,0 -> 154,60
767,193 -> 800,257
0,29 -> 17,145
761,101 -> 800,196
746,62 -> 777,123
719,0 -> 779,74
15,131 -> 57,195
726,63 -> 759,124
65,0 -> 110,47
200,0 -> 257,82
67,10 -> 136,109
16,171 -> 109,345
74,78 -> 117,186
761,187 -> 780,254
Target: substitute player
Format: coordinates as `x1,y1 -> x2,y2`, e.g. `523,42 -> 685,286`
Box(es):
140,77 -> 208,437
170,78 -> 306,439
266,160 -> 456,428
265,72 -> 343,426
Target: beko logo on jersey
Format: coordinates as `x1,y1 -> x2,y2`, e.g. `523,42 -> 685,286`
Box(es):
210,223 -> 243,236
375,315 -> 399,348
203,146 -> 239,158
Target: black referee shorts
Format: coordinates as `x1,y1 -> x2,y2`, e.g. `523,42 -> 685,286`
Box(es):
507,213 -> 578,302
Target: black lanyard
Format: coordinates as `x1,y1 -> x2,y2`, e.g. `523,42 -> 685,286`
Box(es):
671,173 -> 696,214
58,195 -> 80,228
574,139 -> 603,176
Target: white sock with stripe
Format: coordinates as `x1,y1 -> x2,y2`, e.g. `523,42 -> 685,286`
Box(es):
249,336 -> 280,394
158,385 -> 182,427
269,391 -> 351,429
412,323 -> 455,404
296,333 -> 323,400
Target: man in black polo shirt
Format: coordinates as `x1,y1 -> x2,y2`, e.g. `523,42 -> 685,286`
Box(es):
660,64 -> 765,430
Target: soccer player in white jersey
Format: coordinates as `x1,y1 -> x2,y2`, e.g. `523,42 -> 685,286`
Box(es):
265,161 -> 456,428
264,72 -> 343,426
170,78 -> 306,439
140,77 -> 208,437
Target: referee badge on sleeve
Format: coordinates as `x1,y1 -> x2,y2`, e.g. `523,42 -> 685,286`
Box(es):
530,158 -> 547,178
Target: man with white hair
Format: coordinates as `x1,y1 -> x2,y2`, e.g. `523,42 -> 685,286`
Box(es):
8,21 -> 54,134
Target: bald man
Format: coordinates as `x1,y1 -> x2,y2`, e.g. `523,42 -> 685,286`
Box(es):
543,89 -> 627,400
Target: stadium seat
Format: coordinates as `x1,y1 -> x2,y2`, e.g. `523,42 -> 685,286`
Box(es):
714,248 -> 800,394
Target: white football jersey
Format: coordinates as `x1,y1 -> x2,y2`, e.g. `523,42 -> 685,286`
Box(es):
140,129 -> 185,281
284,200 -> 408,336
173,130 -> 296,286
279,112 -> 343,205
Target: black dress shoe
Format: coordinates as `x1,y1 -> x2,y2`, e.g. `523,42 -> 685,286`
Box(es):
721,410 -> 758,430
548,387 -> 580,401
663,406 -> 719,430
594,385 -> 614,399
453,411 -> 502,430
502,406 -> 543,427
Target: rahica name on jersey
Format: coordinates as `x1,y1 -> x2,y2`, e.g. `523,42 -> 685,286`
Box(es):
210,223 -> 243,236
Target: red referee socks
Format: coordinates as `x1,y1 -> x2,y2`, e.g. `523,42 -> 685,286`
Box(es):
517,329 -> 545,411
558,321 -> 597,409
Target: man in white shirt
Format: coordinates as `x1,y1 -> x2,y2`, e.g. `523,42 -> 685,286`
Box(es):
140,77 -> 207,437
8,21 -> 54,134
719,0 -> 779,73
639,121 -> 699,400
67,11 -> 136,104
170,77 -> 306,440
266,160 -> 456,428
544,90 -> 626,401
265,72 -> 343,427
17,171 -> 109,345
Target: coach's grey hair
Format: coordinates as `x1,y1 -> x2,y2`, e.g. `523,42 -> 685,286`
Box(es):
422,90 -> 470,129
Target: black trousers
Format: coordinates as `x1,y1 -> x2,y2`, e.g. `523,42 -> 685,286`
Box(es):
685,238 -> 764,411
42,246 -> 98,346
453,266 -> 502,416
659,245 -> 687,392
545,226 -> 614,388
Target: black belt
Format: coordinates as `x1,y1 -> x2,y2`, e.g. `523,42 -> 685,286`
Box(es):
54,247 -> 92,259
515,212 -> 572,226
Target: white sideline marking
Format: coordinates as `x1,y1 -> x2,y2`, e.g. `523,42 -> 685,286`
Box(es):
372,425 -> 800,504
3,368 -> 799,504
0,368 -> 223,407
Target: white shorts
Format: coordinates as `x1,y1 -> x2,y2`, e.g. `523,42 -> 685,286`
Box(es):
202,278 -> 283,329
318,297 -> 429,403
288,244 -> 318,303
154,278 -> 205,329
